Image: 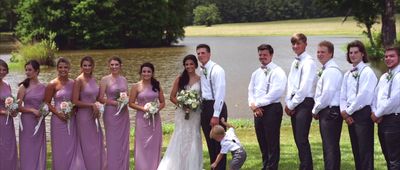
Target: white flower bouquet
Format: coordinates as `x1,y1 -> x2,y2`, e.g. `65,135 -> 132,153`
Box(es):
33,103 -> 50,136
94,102 -> 104,132
115,92 -> 128,116
176,89 -> 201,120
60,101 -> 74,135
4,96 -> 18,125
143,100 -> 159,129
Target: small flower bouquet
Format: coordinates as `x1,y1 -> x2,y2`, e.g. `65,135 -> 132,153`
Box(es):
115,92 -> 128,116
317,69 -> 323,78
4,96 -> 18,125
94,102 -> 104,132
352,70 -> 359,79
295,61 -> 299,69
386,71 -> 393,82
176,90 -> 201,120
143,100 -> 159,128
60,101 -> 74,135
33,103 -> 50,136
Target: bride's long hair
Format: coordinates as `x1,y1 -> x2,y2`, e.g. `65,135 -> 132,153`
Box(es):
178,54 -> 198,91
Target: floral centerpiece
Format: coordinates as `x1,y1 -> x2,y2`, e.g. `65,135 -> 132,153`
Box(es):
115,92 -> 128,116
4,96 -> 18,125
176,89 -> 201,120
33,103 -> 50,136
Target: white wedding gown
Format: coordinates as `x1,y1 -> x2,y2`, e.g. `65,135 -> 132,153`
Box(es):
158,82 -> 203,170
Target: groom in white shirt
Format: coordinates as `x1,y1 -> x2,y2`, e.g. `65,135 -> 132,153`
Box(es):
196,44 -> 228,170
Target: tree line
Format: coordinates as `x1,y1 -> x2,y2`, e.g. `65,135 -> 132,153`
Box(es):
0,0 -> 399,49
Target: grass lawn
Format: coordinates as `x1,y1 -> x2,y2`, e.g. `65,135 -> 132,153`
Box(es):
185,16 -> 400,37
43,118 -> 386,169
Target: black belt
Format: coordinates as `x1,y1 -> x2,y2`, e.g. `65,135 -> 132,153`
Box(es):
384,113 -> 400,118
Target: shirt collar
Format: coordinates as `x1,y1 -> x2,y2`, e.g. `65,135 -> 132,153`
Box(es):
390,64 -> 400,73
296,51 -> 310,61
203,60 -> 215,70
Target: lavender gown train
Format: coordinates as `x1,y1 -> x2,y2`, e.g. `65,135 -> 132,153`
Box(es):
135,86 -> 162,170
51,79 -> 85,170
157,82 -> 203,170
0,82 -> 17,170
19,83 -> 46,170
76,77 -> 106,170
103,76 -> 130,170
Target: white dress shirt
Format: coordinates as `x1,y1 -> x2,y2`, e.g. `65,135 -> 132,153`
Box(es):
312,59 -> 343,114
285,51 -> 317,110
220,128 -> 241,154
200,60 -> 226,117
248,62 -> 287,107
339,62 -> 378,115
372,64 -> 400,117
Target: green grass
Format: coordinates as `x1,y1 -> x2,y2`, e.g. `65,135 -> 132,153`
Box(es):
185,16 -> 400,37
43,118 -> 386,169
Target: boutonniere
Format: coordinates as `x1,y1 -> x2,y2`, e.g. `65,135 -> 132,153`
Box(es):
202,67 -> 207,77
386,71 -> 393,82
262,67 -> 271,76
295,61 -> 299,69
351,71 -> 359,79
317,69 -> 323,77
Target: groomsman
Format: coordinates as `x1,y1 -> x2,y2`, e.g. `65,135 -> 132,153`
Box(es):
371,47 -> 400,170
248,44 -> 287,170
285,33 -> 317,170
311,41 -> 343,170
339,40 -> 377,170
196,44 -> 228,170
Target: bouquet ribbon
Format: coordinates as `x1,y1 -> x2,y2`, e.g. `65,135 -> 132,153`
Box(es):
115,103 -> 126,116
33,115 -> 44,136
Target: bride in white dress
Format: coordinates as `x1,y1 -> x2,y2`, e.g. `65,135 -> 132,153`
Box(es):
158,55 -> 203,170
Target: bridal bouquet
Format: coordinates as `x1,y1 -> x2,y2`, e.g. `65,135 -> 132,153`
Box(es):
4,96 -> 18,125
115,92 -> 128,116
176,90 -> 201,120
94,102 -> 104,132
144,100 -> 159,128
60,101 -> 74,135
33,103 -> 50,136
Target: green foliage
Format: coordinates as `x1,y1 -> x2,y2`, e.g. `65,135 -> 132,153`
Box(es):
0,0 -> 18,31
14,0 -> 188,49
193,4 -> 221,26
11,32 -> 58,66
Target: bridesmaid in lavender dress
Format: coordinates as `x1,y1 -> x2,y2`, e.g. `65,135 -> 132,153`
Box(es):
17,60 -> 47,170
44,58 -> 85,170
129,62 -> 165,170
99,56 -> 130,170
0,59 -> 17,170
72,56 -> 106,170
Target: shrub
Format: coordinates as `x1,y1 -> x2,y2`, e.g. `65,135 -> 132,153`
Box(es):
11,32 -> 58,66
193,4 -> 221,27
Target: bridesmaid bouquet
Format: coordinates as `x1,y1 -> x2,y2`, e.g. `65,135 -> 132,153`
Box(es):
115,92 -> 129,116
94,102 -> 104,132
176,90 -> 201,120
60,101 -> 74,135
144,100 -> 159,129
4,96 -> 19,125
33,103 -> 50,136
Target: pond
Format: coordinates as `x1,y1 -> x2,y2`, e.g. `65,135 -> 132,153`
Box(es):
3,36 -> 363,123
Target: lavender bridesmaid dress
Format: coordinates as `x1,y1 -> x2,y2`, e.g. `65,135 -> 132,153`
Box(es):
0,82 -> 17,170
135,86 -> 162,170
103,76 -> 129,170
19,83 -> 46,170
51,79 -> 85,170
76,77 -> 106,170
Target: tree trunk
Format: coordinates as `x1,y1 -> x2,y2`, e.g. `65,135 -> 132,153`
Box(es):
366,25 -> 375,47
381,0 -> 396,48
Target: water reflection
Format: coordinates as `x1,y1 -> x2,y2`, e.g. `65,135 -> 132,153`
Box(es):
5,36 -> 366,122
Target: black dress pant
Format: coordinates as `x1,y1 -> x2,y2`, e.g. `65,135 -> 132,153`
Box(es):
291,97 -> 314,170
378,113 -> 400,170
318,106 -> 343,170
254,103 -> 283,170
201,100 -> 228,170
348,105 -> 374,170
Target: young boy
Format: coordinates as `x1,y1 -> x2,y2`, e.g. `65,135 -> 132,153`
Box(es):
210,118 -> 247,170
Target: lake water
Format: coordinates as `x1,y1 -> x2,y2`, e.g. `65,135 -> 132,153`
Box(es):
3,36 -> 361,123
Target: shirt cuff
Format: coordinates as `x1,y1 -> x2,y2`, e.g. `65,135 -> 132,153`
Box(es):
213,111 -> 220,117
287,101 -> 295,110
